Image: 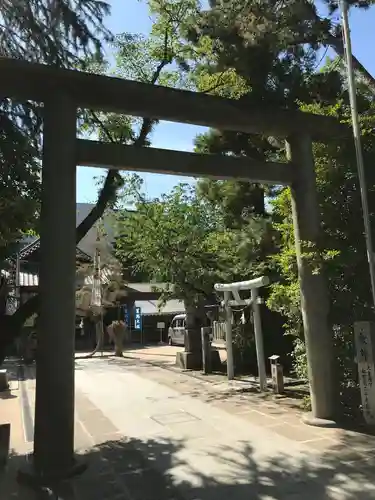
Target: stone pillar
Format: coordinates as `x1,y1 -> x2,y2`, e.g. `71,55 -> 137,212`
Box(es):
287,134 -> 336,422
33,95 -> 77,477
176,302 -> 202,370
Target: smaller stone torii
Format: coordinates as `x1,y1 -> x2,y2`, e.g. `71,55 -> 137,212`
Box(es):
0,58 -> 347,483
215,276 -> 270,389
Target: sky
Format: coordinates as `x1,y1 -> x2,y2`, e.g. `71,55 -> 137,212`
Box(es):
76,0 -> 375,203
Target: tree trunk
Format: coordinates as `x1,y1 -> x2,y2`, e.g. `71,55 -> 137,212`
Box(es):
0,171 -> 116,366
107,320 -> 126,357
114,338 -> 123,357
75,316 -> 104,359
0,112 -> 158,365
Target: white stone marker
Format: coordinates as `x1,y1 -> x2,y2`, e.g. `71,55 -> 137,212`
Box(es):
354,321 -> 375,424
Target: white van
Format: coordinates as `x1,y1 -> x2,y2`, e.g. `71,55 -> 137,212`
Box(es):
168,314 -> 186,346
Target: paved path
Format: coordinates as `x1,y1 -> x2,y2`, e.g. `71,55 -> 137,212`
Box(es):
3,355 -> 375,499
73,357 -> 375,500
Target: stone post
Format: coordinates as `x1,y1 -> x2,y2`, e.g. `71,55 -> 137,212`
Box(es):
176,302 -> 202,370
201,327 -> 212,374
354,322 -> 375,425
286,134 -> 336,423
33,95 -> 78,478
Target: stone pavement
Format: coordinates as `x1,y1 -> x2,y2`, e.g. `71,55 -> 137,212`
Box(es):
1,360 -> 181,500
0,361 -> 32,499
3,354 -> 375,499
74,356 -> 375,499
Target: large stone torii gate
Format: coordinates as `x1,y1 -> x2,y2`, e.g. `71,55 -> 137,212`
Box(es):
0,58 -> 346,480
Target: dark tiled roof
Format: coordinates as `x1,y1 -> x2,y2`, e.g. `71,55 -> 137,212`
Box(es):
134,299 -> 185,316
18,203 -> 97,260
19,238 -> 91,262
15,203 -> 133,261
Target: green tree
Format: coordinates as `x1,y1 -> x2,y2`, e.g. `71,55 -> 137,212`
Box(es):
151,0 -> 375,411
112,175 -> 264,355
158,0 -> 346,234
0,122 -> 40,263
0,0 -> 111,66
268,92 -> 375,414
74,0 -> 200,240
191,0 -> 375,95
0,0 -> 112,362
75,217 -> 128,358
183,0 -> 342,283
0,13 -> 191,362
0,0 -> 112,252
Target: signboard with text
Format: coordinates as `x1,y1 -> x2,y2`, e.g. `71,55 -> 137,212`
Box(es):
123,305 -> 130,326
354,321 -> 375,424
134,307 -> 142,330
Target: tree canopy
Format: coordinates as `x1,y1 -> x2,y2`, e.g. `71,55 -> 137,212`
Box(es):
3,0 -> 375,419
135,0 -> 375,413
113,176 -> 240,307
0,1 -> 208,360
0,0 -> 112,262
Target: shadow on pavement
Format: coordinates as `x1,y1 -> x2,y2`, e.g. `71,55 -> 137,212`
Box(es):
0,391 -> 17,400
4,429 -> 375,499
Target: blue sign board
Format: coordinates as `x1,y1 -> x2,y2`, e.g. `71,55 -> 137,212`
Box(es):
123,305 -> 130,326
134,307 -> 142,330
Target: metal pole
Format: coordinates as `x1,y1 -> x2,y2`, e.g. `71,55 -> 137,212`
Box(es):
340,0 -> 375,309
251,288 -> 267,391
224,291 -> 234,380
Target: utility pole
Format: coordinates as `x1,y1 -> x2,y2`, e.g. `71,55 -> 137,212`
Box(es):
339,0 -> 375,309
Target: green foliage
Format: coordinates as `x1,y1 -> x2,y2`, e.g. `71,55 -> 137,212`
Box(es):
291,338 -> 308,380
151,0 -> 375,397
77,20 -> 194,220
111,173 -> 287,367
190,0 -> 347,108
0,116 -> 40,262
325,1 -> 375,12
267,94 -> 375,387
113,175 -> 249,306
161,0 -> 375,391
0,0 -> 111,66
196,179 -> 266,226
147,0 -> 202,89
0,0 -> 112,259
0,0 -> 114,364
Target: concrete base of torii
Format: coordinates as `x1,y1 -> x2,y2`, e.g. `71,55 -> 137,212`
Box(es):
176,349 -> 222,371
176,350 -> 203,370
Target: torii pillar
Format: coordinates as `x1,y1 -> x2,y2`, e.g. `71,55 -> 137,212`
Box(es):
33,94 -> 78,478
287,134 -> 336,423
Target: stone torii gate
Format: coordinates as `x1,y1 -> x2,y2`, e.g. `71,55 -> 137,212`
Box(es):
0,58 -> 345,481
